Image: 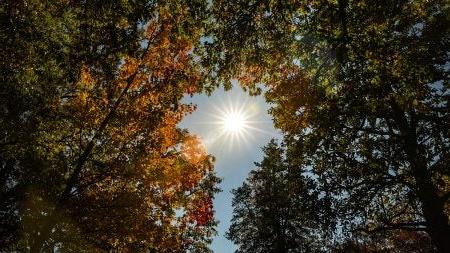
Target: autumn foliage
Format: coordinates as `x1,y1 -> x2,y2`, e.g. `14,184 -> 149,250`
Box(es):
2,0 -> 450,253
1,0 -> 219,252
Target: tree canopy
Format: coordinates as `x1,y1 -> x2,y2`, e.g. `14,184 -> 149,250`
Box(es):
2,0 -> 449,252
1,0 -> 219,252
209,0 -> 450,252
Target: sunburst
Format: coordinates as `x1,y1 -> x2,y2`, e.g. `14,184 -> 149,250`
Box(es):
222,111 -> 247,133
180,87 -> 276,154
215,103 -> 252,148
205,95 -> 271,151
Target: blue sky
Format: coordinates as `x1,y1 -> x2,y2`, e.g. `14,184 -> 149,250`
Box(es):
180,85 -> 280,253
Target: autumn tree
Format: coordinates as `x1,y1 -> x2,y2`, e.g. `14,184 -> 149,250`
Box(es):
207,0 -> 450,252
227,140 -> 330,253
1,0 -> 220,252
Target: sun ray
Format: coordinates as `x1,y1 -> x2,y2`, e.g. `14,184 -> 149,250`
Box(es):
182,88 -> 276,153
244,125 -> 279,136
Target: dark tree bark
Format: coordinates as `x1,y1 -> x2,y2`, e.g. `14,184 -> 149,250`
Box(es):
392,105 -> 450,253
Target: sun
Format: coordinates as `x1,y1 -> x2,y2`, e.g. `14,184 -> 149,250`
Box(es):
210,100 -> 259,150
223,112 -> 247,133
184,88 -> 274,152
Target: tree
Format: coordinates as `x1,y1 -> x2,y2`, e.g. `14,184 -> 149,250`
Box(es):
332,230 -> 435,253
227,140 -> 329,253
1,0 -> 219,252
208,0 -> 450,252
228,141 -> 436,253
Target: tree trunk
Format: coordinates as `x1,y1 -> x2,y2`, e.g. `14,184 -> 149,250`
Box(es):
28,59 -> 140,253
410,158 -> 450,253
391,105 -> 450,253
402,119 -> 450,252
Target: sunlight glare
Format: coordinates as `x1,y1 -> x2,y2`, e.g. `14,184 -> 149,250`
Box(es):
223,112 -> 246,133
183,86 -> 276,152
